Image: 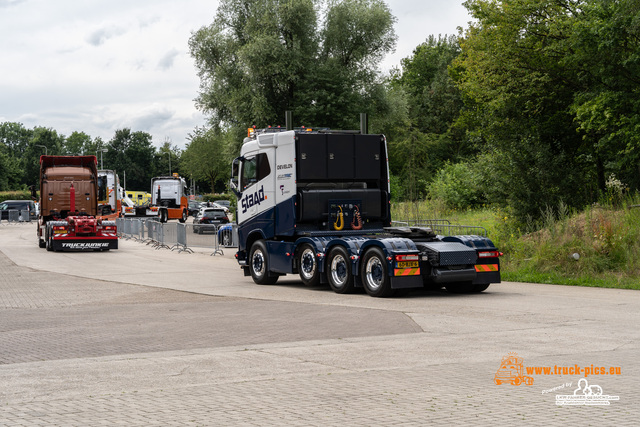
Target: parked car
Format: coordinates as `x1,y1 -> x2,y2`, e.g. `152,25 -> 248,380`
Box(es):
188,200 -> 204,217
195,202 -> 230,218
192,208 -> 229,234
0,200 -> 37,221
217,223 -> 235,247
213,200 -> 231,209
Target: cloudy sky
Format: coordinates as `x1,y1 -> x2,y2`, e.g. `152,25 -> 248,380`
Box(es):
0,0 -> 472,149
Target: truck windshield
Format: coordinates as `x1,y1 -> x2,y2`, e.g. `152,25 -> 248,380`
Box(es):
97,175 -> 107,202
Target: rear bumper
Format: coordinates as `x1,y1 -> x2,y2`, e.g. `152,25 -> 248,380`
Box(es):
51,236 -> 118,251
430,267 -> 477,284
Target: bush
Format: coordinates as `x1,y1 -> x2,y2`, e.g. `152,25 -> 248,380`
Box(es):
428,161 -> 484,209
0,190 -> 33,203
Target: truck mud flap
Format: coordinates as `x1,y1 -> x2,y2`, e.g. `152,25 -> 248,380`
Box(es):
52,238 -> 118,251
390,275 -> 423,289
430,267 -> 477,284
473,271 -> 501,285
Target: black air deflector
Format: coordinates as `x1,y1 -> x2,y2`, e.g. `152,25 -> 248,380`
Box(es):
296,133 -> 383,181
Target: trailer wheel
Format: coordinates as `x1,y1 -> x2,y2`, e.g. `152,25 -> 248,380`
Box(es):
298,244 -> 321,287
249,240 -> 278,285
179,209 -> 187,223
361,247 -> 393,297
327,246 -> 355,293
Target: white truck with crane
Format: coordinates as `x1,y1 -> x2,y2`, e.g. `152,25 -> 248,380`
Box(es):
230,116 -> 501,297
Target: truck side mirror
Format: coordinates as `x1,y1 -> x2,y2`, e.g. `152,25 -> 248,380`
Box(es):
230,157 -> 241,198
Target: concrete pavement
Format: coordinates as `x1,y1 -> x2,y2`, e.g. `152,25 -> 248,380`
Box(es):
1,222 -> 638,425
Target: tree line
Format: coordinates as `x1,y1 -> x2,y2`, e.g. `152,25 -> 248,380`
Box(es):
3,0 -> 638,225
0,124 -> 179,192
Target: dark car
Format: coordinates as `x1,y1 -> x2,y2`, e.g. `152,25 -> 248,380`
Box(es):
0,200 -> 37,221
188,200 -> 203,217
213,200 -> 231,209
192,208 -> 229,234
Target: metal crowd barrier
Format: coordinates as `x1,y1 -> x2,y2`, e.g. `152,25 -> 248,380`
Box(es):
116,217 -> 229,255
391,219 -> 487,237
0,210 -> 32,223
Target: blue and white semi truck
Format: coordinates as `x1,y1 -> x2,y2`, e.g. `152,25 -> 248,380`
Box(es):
230,126 -> 501,297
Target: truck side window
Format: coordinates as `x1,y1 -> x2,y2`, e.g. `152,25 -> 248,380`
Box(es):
241,153 -> 270,190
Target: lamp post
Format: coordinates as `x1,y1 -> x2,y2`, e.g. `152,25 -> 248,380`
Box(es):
99,149 -> 108,170
34,144 -> 47,155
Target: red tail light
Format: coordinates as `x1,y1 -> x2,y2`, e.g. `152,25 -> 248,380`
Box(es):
395,254 -> 419,262
478,251 -> 502,258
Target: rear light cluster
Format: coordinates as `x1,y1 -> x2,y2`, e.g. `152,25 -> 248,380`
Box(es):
478,251 -> 503,258
395,254 -> 419,262
52,225 -> 68,234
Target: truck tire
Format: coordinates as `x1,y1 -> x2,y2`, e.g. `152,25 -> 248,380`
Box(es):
473,284 -> 490,293
38,237 -> 46,248
159,209 -> 167,223
45,227 -> 53,252
361,247 -> 394,297
298,244 -> 321,287
249,240 -> 278,285
179,209 -> 187,223
327,246 -> 355,294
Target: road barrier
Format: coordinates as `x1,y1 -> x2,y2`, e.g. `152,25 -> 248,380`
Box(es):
0,210 -> 32,223
391,219 -> 488,237
116,218 -> 233,255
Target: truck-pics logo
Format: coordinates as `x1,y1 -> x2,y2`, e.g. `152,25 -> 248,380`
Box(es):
241,185 -> 266,213
494,352 -> 534,386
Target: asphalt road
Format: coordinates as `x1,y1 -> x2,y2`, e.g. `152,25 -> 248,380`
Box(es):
0,222 -> 638,426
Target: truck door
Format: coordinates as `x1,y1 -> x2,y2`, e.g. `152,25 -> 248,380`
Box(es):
236,152 -> 273,224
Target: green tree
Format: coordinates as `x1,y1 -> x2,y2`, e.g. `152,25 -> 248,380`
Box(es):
63,131 -> 95,156
181,127 -> 232,193
23,127 -> 64,187
0,122 -> 30,190
189,0 -> 396,130
104,129 -> 155,191
382,35 -> 469,201
154,140 -> 182,178
454,0 -> 640,222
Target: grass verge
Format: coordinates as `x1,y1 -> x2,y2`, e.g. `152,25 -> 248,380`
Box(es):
392,198 -> 640,290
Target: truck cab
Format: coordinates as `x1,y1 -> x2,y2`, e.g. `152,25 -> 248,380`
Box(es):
151,174 -> 189,223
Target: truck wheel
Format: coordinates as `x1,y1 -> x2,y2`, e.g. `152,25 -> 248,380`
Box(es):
159,210 -> 167,223
249,240 -> 278,285
39,237 -> 46,248
327,246 -> 355,294
45,228 -> 53,252
361,247 -> 393,297
473,284 -> 490,293
298,244 -> 321,287
179,210 -> 187,223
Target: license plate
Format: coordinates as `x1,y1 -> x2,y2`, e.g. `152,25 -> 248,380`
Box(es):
396,261 -> 418,268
